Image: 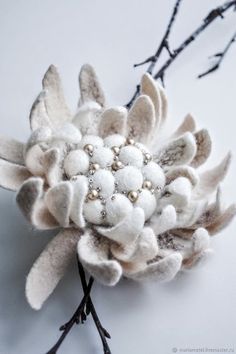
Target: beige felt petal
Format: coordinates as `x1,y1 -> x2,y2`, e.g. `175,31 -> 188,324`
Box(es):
16,177 -> 58,230
182,249 -> 213,269
165,166 -> 199,186
25,145 -> 45,176
191,129 -> 212,168
155,132 -> 197,168
45,182 -> 73,227
172,114 -> 196,138
158,83 -> 168,125
206,204 -> 236,235
79,64 -> 105,107
42,65 -> 72,127
141,73 -> 161,130
195,152 -> 231,197
126,253 -> 182,281
96,207 -> 145,246
70,176 -> 88,228
127,95 -> 155,143
29,91 -> 52,131
0,159 -> 32,191
77,232 -> 122,286
43,148 -> 63,187
98,107 -> 127,138
0,136 -> 25,165
26,228 -> 81,310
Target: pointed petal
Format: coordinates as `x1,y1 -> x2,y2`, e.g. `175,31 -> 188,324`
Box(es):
0,159 -> 31,191
158,83 -> 168,125
16,177 -> 58,229
42,65 -> 72,127
150,205 -> 177,235
0,136 -> 25,165
79,64 -> 105,107
45,182 -> 73,227
155,133 -> 197,168
183,249 -> 213,269
141,73 -> 161,130
29,91 -> 52,131
172,114 -> 196,138
43,148 -> 63,186
192,228 -> 210,253
26,228 -> 80,310
70,176 -> 88,228
207,204 -> 236,235
96,208 -> 145,246
98,107 -> 127,138
196,152 -> 231,197
191,129 -> 212,167
158,177 -> 192,210
126,253 -> 182,281
25,145 -> 45,176
127,95 -> 155,143
73,101 -> 102,135
77,232 -> 122,286
166,166 -> 199,186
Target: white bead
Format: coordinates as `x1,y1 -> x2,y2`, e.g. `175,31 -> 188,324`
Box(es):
64,149 -> 89,177
104,134 -> 125,148
91,147 -> 114,168
119,145 -> 144,168
115,166 -> 143,192
142,161 -> 165,189
93,169 -> 115,198
52,123 -> 82,144
83,200 -> 104,224
106,194 -> 133,225
134,189 -> 157,220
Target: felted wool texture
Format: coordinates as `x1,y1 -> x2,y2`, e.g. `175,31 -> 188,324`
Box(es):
1,63 -> 235,309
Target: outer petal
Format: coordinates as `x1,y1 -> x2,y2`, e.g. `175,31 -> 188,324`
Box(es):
126,253 -> 182,281
158,83 -> 168,125
70,176 -> 88,228
43,148 -> 63,186
190,129 -> 212,168
98,107 -> 127,138
165,166 -> 199,186
155,133 -> 197,168
79,64 -> 105,107
29,91 -> 52,131
172,114 -> 196,138
127,95 -> 155,143
0,136 -> 25,165
26,228 -> 81,310
0,159 -> 31,191
206,204 -> 236,235
77,232 -> 122,286
73,101 -> 102,136
16,177 -> 58,229
150,205 -> 177,235
96,207 -> 145,246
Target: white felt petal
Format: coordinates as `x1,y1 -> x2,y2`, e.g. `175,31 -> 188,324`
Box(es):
79,64 -> 105,107
141,73 -> 161,131
0,159 -> 32,191
142,161 -> 166,189
83,199 -> 104,225
115,166 -> 143,193
119,146 -> 144,168
42,65 -> 72,127
134,189 -> 156,220
79,134 -> 104,149
172,114 -> 196,138
70,176 -> 88,228
165,177 -> 192,209
64,149 -> 89,177
105,194 -> 133,225
127,95 -> 155,143
43,148 -> 63,187
192,228 -> 210,253
25,145 -> 45,176
29,91 -> 52,131
150,205 -> 177,235
72,101 -> 102,136
104,134 -> 126,148
99,107 -> 127,138
166,166 -> 199,186
26,229 -> 81,310
191,129 -> 212,168
156,132 -> 197,168
45,182 -> 73,227
26,127 -> 52,149
0,136 -> 25,165
77,232 -> 122,286
16,177 -> 58,229
91,147 -> 114,168
52,123 -> 82,144
93,169 -> 115,198
126,253 -> 182,281
96,207 -> 145,246
195,152 -> 231,198
158,83 -> 168,125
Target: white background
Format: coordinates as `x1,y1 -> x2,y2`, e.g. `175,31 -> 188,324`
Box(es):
0,1 -> 236,353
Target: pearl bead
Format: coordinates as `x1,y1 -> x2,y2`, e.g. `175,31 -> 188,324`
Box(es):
112,161 -> 124,171
127,190 -> 139,203
88,189 -> 98,200
112,146 -> 120,155
126,137 -> 135,145
90,163 -> 100,171
142,180 -> 152,190
83,144 -> 94,154
144,153 -> 152,162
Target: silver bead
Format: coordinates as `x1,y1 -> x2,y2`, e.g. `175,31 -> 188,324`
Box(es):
144,153 -> 152,162
127,190 -> 139,203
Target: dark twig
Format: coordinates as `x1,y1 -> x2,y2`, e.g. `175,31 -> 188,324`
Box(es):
198,30 -> 236,78
46,277 -> 94,354
77,258 -> 112,354
153,0 -> 236,80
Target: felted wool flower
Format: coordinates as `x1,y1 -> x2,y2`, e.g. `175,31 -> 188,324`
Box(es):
0,64 -> 235,311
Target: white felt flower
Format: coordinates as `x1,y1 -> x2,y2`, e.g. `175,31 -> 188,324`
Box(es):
0,64 -> 235,310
